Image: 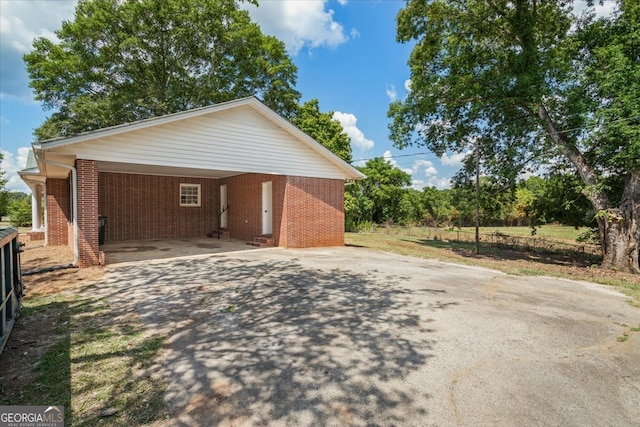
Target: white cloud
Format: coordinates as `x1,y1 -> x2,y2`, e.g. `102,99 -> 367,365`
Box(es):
411,159 -> 437,176
243,0 -> 352,55
440,151 -> 471,166
332,111 -> 375,151
386,84 -> 397,102
411,179 -> 426,190
404,79 -> 412,92
382,151 -> 452,190
337,0 -> 348,5
0,1 -> 76,100
1,147 -> 31,193
426,177 -> 451,190
411,176 -> 450,190
383,150 -> 412,175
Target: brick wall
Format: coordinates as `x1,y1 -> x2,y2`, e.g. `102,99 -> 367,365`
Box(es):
222,173 -> 344,248
221,174 -> 286,244
283,176 -> 344,247
77,160 -> 100,267
98,172 -> 218,242
45,178 -> 70,246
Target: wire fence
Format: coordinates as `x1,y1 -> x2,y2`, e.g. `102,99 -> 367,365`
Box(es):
370,226 -> 601,259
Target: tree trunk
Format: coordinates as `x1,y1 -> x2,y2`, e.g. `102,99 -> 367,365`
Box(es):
535,104 -> 639,273
600,172 -> 640,273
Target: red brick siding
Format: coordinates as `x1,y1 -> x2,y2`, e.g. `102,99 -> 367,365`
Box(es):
98,172 -> 218,242
76,159 -> 100,267
221,174 -> 286,244
221,174 -> 344,248
283,177 -> 344,247
46,178 -> 70,246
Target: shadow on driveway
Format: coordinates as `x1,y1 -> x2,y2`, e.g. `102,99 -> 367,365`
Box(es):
88,252 -> 448,426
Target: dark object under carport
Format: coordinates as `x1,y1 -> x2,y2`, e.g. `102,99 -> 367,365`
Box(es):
0,227 -> 23,353
98,215 -> 107,245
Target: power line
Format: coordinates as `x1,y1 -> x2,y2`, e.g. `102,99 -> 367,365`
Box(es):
352,114 -> 639,165
351,152 -> 437,164
554,114 -> 640,136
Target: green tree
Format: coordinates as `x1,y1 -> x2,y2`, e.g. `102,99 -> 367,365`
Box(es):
292,99 -> 352,163
25,0 -> 300,140
524,174 -> 593,227
399,189 -> 424,226
8,193 -> 32,227
421,187 -> 455,227
344,190 -> 374,231
506,187 -> 535,226
346,158 -> 412,227
449,185 -> 475,228
449,177 -> 513,227
389,0 -> 639,272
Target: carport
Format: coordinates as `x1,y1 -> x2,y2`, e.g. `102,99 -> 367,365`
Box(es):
18,97 -> 364,267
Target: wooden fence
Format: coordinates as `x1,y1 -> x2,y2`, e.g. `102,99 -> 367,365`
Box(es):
375,226 -> 601,258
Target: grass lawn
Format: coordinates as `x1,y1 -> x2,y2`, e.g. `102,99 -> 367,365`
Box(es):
0,241 -> 169,426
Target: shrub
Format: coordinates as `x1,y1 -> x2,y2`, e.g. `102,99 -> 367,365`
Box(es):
9,198 -> 32,227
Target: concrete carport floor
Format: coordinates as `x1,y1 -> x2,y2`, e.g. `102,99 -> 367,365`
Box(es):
89,246 -> 640,426
100,237 -> 255,264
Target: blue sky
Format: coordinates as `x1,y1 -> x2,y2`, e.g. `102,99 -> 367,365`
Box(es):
0,0 -> 612,193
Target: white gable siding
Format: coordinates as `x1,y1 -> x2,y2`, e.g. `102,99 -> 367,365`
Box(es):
49,105 -> 353,180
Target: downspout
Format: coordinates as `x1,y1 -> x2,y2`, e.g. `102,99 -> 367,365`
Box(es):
34,150 -> 79,267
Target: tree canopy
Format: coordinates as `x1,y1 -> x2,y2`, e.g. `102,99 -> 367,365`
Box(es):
292,99 -> 352,163
389,0 -> 639,272
25,0 -> 301,140
345,158 -> 416,228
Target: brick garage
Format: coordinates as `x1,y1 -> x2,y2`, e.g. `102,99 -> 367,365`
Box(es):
20,97 -> 364,267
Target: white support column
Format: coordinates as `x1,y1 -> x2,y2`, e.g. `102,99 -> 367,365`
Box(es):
31,185 -> 43,231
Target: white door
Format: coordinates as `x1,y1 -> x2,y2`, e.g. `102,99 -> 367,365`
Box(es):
262,181 -> 272,235
220,184 -> 228,228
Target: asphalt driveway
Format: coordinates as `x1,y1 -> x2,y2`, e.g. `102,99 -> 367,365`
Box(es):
93,247 -> 640,426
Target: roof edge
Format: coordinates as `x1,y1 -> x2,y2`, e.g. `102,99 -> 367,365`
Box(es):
39,96 -> 258,150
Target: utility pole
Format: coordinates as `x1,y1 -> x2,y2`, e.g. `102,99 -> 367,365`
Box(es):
475,140 -> 480,255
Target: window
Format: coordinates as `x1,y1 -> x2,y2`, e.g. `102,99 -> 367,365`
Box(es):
180,183 -> 201,207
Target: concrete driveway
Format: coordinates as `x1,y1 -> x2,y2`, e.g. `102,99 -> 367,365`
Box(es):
93,247 -> 640,426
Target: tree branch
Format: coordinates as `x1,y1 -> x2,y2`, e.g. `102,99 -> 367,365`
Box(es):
535,103 -> 611,211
